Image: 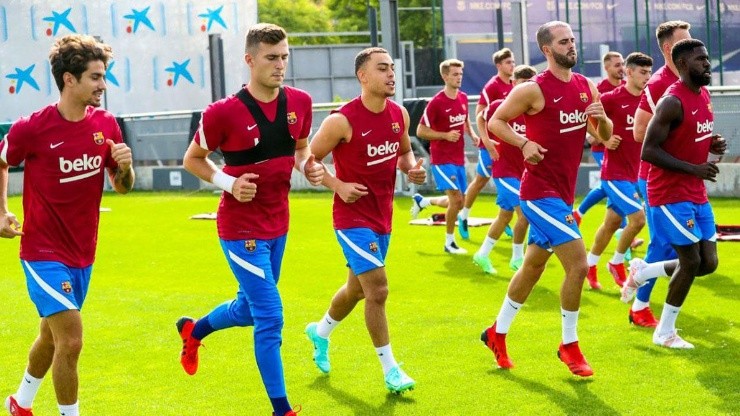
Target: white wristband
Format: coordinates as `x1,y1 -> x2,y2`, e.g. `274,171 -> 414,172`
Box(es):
211,169 -> 236,194
298,158 -> 309,174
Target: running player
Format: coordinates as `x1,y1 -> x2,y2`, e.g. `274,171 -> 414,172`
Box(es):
584,52 -> 652,289
304,47 -> 426,394
472,65 -> 537,275
175,24 -> 323,416
480,21 -> 612,377
416,59 -> 479,251
1,35 -> 134,416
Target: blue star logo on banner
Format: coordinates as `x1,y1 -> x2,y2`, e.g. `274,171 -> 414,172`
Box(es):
198,6 -> 227,31
42,8 -> 76,36
123,6 -> 155,33
5,64 -> 40,94
105,61 -> 119,87
165,59 -> 194,86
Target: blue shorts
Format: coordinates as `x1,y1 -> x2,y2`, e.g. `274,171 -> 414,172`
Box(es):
220,236 -> 287,285
603,180 -> 643,217
638,179 -> 677,262
493,177 -> 521,211
476,148 -> 493,178
651,202 -> 716,246
521,198 -> 582,249
592,150 -> 604,168
335,228 -> 390,276
432,164 -> 467,192
22,260 -> 92,317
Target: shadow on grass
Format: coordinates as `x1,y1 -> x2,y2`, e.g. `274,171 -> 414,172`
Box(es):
492,370 -> 621,415
692,272 -> 737,301
307,375 -> 416,416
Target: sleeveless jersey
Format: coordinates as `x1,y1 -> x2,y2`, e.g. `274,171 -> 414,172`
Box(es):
647,81 -> 713,206
194,85 -> 312,240
591,78 -> 625,152
420,90 -> 468,165
331,97 -> 405,234
477,76 -> 514,148
0,104 -> 122,267
483,99 -> 525,179
637,66 -> 679,180
521,70 -> 592,204
601,85 -> 642,181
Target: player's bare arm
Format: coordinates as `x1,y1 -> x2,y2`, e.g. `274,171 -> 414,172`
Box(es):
474,103 -> 486,138
183,141 -> 258,202
465,115 -> 480,146
105,139 -> 135,194
643,95 -> 718,181
490,82 -> 547,164
0,161 -> 23,238
477,112 -> 500,160
396,107 -> 426,185
416,123 -> 460,142
309,113 -> 368,203
633,108 -> 652,142
294,138 -> 324,186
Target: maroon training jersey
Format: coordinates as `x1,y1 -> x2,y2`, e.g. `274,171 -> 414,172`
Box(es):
601,85 -> 642,182
521,70 -> 592,204
331,97 -> 405,234
647,81 -> 713,206
592,78 -> 625,152
194,86 -> 312,240
637,66 -> 679,180
484,99 -> 525,179
0,104 -> 121,267
477,76 -> 513,150
420,90 -> 468,165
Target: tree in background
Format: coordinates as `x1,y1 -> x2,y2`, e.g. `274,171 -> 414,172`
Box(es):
257,0 -> 337,45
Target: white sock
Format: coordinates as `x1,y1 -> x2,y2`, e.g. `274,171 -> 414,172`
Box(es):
610,252 -> 625,264
561,308 -> 579,344
58,402 -> 79,416
656,303 -> 681,337
631,299 -> 650,312
419,197 -> 431,208
375,344 -> 398,375
460,207 -> 470,220
495,295 -> 522,334
15,370 -> 43,408
478,237 -> 497,256
316,312 -> 339,338
445,233 -> 455,245
512,243 -> 524,260
642,261 -> 670,279
587,253 -> 600,267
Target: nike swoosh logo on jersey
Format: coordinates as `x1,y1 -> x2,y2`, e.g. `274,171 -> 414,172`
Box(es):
50,142 -> 64,149
362,130 -> 372,137
691,109 -> 699,115
621,104 -> 630,108
247,124 -> 257,130
445,108 -> 452,112
553,97 -> 563,103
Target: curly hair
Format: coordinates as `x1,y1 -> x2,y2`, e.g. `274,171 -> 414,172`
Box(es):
49,34 -> 113,92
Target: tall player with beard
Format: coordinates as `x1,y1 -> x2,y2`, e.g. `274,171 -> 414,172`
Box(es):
479,21 -> 612,377
175,24 -> 323,416
304,47 -> 426,394
623,39 -> 725,348
1,35 -> 134,416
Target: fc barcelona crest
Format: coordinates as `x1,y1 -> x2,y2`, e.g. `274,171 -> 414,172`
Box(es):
686,219 -> 695,229
579,92 -> 589,103
287,112 -> 297,124
565,214 -> 575,224
391,122 -> 400,134
61,281 -> 73,294
93,131 -> 105,145
245,239 -> 257,252
369,242 -> 379,253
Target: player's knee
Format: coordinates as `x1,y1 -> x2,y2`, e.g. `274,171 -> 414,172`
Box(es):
630,212 -> 646,229
449,195 -> 464,210
572,262 -> 590,281
365,284 -> 389,305
679,253 -> 702,275
697,255 -> 718,276
56,336 -> 83,356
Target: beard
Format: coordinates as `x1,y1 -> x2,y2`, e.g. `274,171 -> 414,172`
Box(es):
553,50 -> 577,69
689,69 -> 711,87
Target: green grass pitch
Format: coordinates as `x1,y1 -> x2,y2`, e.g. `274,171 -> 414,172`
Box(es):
1,192 -> 738,415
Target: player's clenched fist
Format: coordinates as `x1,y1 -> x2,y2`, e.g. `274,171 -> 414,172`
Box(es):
407,158 -> 426,185
232,173 -> 259,202
106,139 -> 133,172
336,182 -> 368,204
303,154 -> 325,186
0,212 -> 24,238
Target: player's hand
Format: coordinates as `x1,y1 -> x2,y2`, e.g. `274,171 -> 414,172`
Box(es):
585,94 -> 607,122
232,173 -> 259,202
407,158 -> 426,185
106,140 -> 133,173
445,131 -> 461,142
303,154 -> 324,186
471,135 -> 481,147
709,134 -> 727,156
0,212 -> 23,238
693,162 -> 720,182
522,140 -> 547,164
605,134 -> 622,150
337,182 -> 368,203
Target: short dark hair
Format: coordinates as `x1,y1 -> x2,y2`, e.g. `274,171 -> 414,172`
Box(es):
671,39 -> 705,65
536,21 -> 570,52
624,52 -> 653,68
49,34 -> 113,92
354,47 -> 389,76
513,65 -> 537,81
655,20 -> 690,50
245,23 -> 287,53
493,48 -> 513,65
602,51 -> 622,65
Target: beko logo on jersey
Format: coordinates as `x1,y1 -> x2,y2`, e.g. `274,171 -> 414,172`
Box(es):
58,154 -> 102,183
449,114 -> 466,124
559,110 -> 588,125
367,141 -> 400,157
696,120 -> 713,134
626,114 -> 634,126
512,122 -> 525,133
